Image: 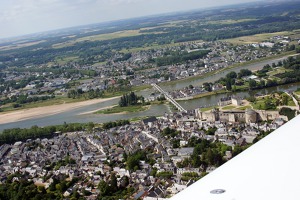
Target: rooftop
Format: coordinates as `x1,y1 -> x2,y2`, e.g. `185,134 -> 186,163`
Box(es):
171,114 -> 300,200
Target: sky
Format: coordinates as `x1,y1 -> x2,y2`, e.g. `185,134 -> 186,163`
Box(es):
0,0 -> 262,39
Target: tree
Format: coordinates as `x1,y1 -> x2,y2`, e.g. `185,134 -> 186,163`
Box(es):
126,151 -> 146,171
296,46 -> 300,53
226,71 -> 237,79
249,79 -> 257,89
288,44 -> 296,51
119,176 -> 129,189
203,82 -> 212,92
260,80 -> 265,87
156,171 -> 173,179
109,173 -> 118,193
202,148 -> 224,166
206,127 -> 217,135
264,98 -> 276,110
98,180 -> 109,196
281,94 -> 289,105
266,79 -> 277,87
118,92 -> 142,107
150,168 -> 158,177
238,69 -> 252,78
226,79 -> 232,91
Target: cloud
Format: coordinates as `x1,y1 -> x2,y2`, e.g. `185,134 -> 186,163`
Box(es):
0,0 -> 141,21
0,0 -> 261,38
0,0 -> 61,21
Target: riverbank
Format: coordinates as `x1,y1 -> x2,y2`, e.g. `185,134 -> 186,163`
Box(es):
188,81 -> 300,102
0,97 -> 120,125
159,51 -> 299,87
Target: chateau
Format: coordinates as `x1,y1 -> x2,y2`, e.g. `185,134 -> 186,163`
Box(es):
195,108 -> 287,124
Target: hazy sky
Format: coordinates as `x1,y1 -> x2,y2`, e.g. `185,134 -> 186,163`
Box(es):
0,0 -> 261,39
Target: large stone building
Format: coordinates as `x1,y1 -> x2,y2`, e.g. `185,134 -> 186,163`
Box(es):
217,96 -> 242,107
195,108 -> 286,123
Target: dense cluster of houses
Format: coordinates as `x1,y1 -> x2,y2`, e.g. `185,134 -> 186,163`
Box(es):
0,106 -> 287,199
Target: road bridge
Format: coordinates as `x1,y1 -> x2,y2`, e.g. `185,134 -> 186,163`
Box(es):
152,84 -> 187,113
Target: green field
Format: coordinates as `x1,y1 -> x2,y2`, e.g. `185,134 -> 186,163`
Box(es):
0,40 -> 46,51
55,56 -> 79,65
222,31 -> 293,45
207,19 -> 257,25
52,30 -> 143,48
53,29 -> 165,49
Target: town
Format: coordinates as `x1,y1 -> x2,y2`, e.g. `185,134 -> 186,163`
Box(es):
0,98 -> 295,199
1,37 -> 299,111
1,1 -> 300,199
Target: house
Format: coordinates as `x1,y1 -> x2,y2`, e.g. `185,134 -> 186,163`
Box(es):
142,117 -> 158,126
177,148 -> 194,158
144,185 -> 166,200
168,183 -> 187,195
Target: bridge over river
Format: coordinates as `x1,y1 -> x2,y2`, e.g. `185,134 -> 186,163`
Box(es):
152,83 -> 187,113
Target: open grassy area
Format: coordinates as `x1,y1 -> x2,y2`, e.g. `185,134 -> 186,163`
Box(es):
52,30 -> 143,48
235,83 -> 249,91
95,105 -> 149,114
102,90 -> 131,98
92,61 -> 107,66
267,67 -> 293,77
0,40 -> 46,51
76,30 -> 144,42
200,106 -> 218,112
252,100 -> 267,110
53,29 -> 164,49
251,93 -> 296,110
222,31 -> 292,45
222,105 -> 237,110
223,29 -> 300,45
207,19 -> 257,25
129,116 -> 149,122
55,56 -> 79,65
288,100 -> 296,107
238,105 -> 252,110
132,85 -> 152,91
294,90 -> 300,96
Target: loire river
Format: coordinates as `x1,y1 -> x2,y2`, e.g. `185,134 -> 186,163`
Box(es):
0,55 -> 299,131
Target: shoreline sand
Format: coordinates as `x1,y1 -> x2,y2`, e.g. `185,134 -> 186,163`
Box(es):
0,97 -> 120,125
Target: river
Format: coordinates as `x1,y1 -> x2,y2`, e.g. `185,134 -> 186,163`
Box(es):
0,55 -> 299,131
